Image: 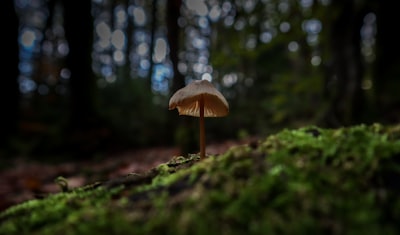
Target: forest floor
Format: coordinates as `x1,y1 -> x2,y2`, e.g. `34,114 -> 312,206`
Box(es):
0,138 -> 250,212
1,124 -> 400,235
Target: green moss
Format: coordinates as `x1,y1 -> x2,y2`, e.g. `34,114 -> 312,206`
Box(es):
1,123 -> 400,235
0,186 -> 124,235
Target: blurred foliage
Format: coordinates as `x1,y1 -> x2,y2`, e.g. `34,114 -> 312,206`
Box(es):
4,0 -> 400,158
97,78 -> 168,147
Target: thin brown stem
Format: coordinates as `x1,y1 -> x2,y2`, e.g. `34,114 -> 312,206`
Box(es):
199,95 -> 205,159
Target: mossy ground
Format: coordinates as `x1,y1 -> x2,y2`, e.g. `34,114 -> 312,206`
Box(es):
1,124 -> 400,235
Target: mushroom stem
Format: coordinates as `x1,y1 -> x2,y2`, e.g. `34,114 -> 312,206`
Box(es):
199,95 -> 205,159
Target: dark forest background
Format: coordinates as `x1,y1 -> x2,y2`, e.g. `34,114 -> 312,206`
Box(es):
0,0 -> 399,160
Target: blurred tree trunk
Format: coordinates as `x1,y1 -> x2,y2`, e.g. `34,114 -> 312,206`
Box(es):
147,0 -> 157,90
374,2 -> 400,123
167,0 -> 185,94
0,1 -> 20,150
63,0 -> 96,129
324,0 -> 366,126
62,0 -> 103,156
166,0 -> 197,155
124,0 -> 133,83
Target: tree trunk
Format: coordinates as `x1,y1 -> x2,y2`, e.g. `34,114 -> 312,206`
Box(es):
374,2 -> 400,123
62,0 -> 104,157
0,1 -> 20,151
324,0 -> 366,126
166,0 -> 197,155
147,0 -> 158,90
167,0 -> 185,94
63,0 -> 96,130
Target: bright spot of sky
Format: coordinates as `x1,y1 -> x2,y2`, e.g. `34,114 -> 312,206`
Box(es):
193,62 -> 205,74
192,37 -> 206,49
60,68 -> 71,80
178,62 -> 188,74
101,65 -> 113,77
288,41 -> 299,52
134,30 -> 147,42
57,42 -> 69,56
116,8 -> 127,25
224,16 -> 235,27
113,50 -> 125,64
132,7 -> 146,26
19,61 -> 33,75
234,18 -> 246,31
152,64 -> 172,93
137,42 -> 149,56
243,0 -> 256,13
302,19 -> 322,34
154,38 -> 167,63
96,22 -> 112,49
246,35 -> 257,49
19,76 -> 37,94
111,29 -> 125,49
278,2 -> 289,13
223,73 -> 238,87
260,31 -> 273,43
20,29 -> 36,49
208,5 -> 221,22
199,55 -> 208,64
198,16 -> 209,28
140,59 -> 150,70
201,72 -> 212,81
311,55 -> 321,66
361,13 -> 376,41
300,0 -> 313,8
222,1 -> 232,13
186,0 -> 208,16
96,22 -> 111,40
361,12 -> 376,62
280,22 -> 291,33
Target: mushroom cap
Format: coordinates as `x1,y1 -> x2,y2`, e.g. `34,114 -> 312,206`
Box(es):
169,80 -> 229,117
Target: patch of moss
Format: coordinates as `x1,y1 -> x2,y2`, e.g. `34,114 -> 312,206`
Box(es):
0,185 -> 124,235
1,123 -> 400,235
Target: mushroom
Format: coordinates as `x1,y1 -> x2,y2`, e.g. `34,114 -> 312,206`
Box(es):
169,79 -> 229,159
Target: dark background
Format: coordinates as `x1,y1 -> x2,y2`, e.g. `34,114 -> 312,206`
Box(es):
1,0 -> 399,162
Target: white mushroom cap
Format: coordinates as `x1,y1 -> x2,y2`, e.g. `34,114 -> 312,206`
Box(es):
169,80 -> 229,117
